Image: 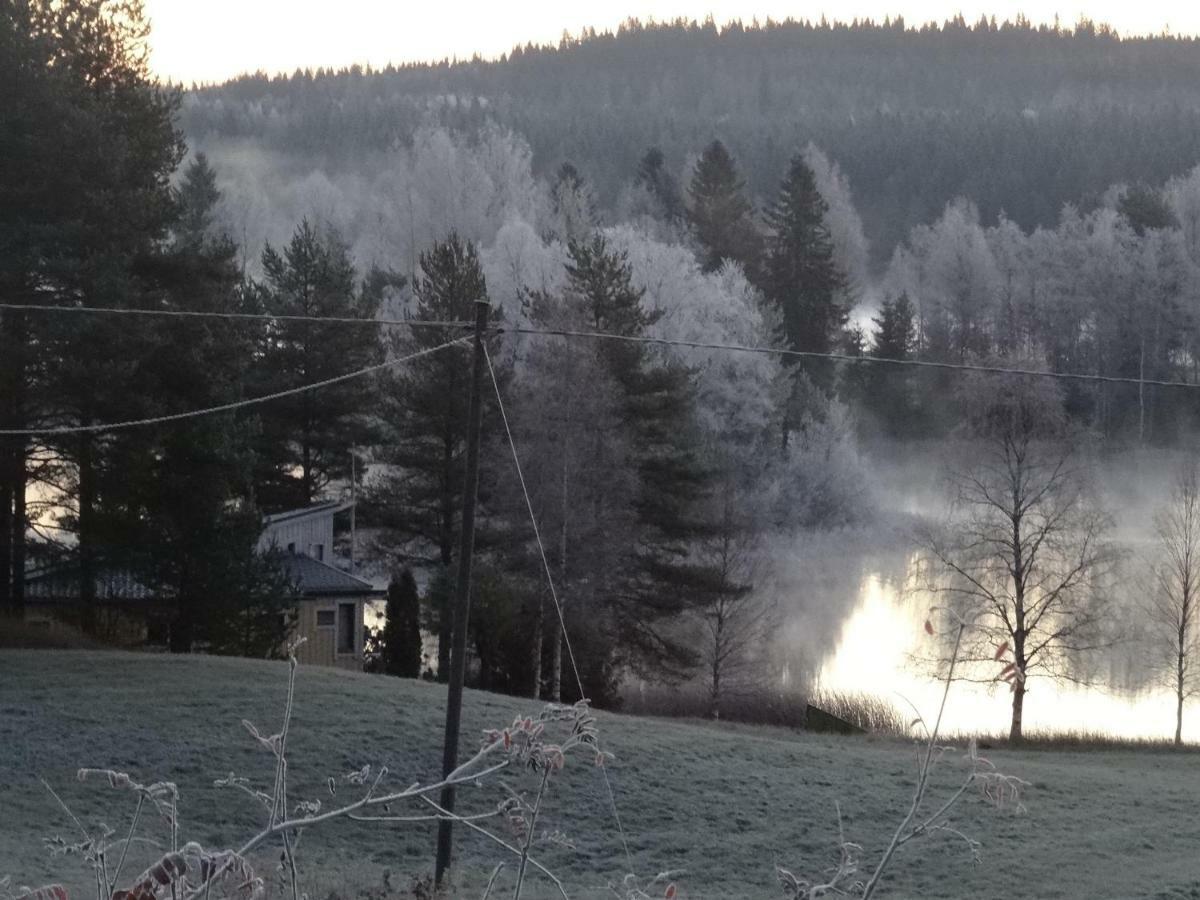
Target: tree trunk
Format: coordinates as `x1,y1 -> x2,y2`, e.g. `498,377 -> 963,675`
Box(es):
0,306 -> 28,617
551,447 -> 569,703
437,593 -> 452,684
1009,683 -> 1025,744
11,453 -> 26,613
530,590 -> 543,699
709,663 -> 721,720
1175,687 -> 1184,748
1138,337 -> 1146,446
0,473 -> 10,612
78,433 -> 98,636
1176,625 -> 1186,747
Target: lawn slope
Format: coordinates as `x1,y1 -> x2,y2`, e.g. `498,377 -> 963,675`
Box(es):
2,652 -> 1199,899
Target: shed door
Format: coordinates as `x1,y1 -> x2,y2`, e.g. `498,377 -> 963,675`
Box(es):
337,602 -> 356,655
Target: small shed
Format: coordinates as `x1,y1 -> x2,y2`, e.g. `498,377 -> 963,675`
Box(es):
276,550 -> 380,670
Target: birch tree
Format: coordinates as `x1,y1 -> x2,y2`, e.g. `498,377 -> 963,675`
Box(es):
920,371 -> 1116,742
1147,463 -> 1200,746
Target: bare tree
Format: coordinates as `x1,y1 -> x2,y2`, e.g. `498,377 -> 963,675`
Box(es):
1147,462 -> 1200,746
919,370 -> 1116,742
694,470 -> 774,718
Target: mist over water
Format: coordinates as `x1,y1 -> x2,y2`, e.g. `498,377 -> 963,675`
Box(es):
782,443 -> 1200,740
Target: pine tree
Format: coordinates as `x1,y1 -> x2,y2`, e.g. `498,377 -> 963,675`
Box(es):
2,0 -> 184,632
252,220 -> 384,509
686,140 -> 763,275
382,568 -> 423,677
365,232 -> 487,681
126,155 -> 291,654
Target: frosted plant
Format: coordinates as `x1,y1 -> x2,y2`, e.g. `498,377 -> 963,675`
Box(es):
608,871 -> 682,900
21,640 -> 613,900
779,615 -> 1029,899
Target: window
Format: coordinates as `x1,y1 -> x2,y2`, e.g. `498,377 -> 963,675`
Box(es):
337,603 -> 356,655
316,609 -> 335,627
287,542 -> 296,554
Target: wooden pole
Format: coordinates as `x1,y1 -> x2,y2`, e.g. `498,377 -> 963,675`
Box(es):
434,299 -> 490,887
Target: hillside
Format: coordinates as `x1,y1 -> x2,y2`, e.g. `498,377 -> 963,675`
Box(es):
2,652 -> 1200,899
181,19 -> 1200,263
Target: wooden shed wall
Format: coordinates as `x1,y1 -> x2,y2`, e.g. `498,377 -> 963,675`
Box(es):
294,598 -> 365,670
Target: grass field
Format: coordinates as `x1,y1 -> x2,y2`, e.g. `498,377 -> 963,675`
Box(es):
3,652 -> 1200,899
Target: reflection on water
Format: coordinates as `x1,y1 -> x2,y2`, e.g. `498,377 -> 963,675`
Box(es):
816,573 -> 1197,740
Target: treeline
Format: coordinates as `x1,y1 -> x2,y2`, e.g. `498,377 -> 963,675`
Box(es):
0,3 -> 864,711
181,16 -> 1200,263
0,2 -> 388,655
8,2 -> 1200,712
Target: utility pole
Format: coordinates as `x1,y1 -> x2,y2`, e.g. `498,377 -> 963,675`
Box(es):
434,300 -> 490,887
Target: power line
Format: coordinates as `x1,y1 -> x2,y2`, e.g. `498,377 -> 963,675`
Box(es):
0,302 -> 472,330
506,326 -> 1200,390
9,301 -> 1198,390
0,337 -> 470,437
481,343 -> 636,871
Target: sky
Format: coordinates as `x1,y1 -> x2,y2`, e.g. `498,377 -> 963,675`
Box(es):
147,0 -> 1200,85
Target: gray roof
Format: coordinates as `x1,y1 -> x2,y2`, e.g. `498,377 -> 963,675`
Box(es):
262,501 -> 352,527
24,553 -> 382,606
277,553 -> 383,597
24,567 -> 155,605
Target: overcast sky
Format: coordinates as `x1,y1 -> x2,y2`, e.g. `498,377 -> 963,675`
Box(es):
146,0 -> 1200,85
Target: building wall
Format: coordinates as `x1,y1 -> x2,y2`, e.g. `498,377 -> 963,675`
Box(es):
294,597 -> 364,671
258,514 -> 336,561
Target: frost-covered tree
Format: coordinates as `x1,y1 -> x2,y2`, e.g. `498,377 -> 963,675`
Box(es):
1166,165 -> 1200,264
903,198 -> 998,362
803,143 -> 870,304
1148,463 -> 1200,746
549,163 -> 599,243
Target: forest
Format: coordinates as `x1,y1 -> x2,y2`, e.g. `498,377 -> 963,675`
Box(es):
6,4 -> 1200,743
180,15 -> 1200,263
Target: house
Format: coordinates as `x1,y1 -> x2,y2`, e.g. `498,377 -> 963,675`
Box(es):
21,502 -> 382,669
258,502 -> 382,670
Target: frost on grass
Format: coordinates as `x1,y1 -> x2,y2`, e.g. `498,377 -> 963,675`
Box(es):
777,616 -> 1030,899
9,641 -> 666,900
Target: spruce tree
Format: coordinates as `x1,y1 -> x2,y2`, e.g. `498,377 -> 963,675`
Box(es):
686,140 -> 763,275
867,293 -> 919,436
636,146 -> 683,222
764,154 -> 848,403
382,568 -> 423,677
563,235 -> 713,678
764,154 -> 847,355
